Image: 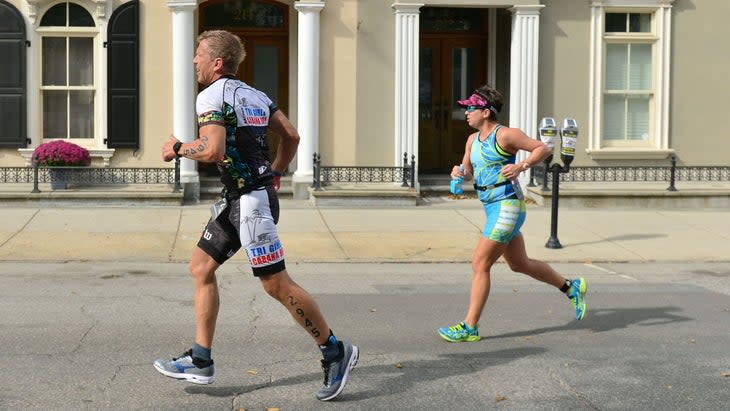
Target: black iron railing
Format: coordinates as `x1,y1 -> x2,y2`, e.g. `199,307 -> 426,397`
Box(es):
531,156 -> 729,191
312,152 -> 416,191
0,158 -> 182,193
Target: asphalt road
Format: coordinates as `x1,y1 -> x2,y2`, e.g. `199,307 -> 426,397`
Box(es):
1,261 -> 729,410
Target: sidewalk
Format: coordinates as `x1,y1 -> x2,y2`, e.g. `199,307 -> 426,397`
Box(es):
0,197 -> 728,263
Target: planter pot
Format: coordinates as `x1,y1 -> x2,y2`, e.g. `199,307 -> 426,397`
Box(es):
49,169 -> 69,190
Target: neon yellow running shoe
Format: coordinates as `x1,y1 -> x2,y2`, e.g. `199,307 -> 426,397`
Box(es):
567,277 -> 587,320
437,321 -> 480,342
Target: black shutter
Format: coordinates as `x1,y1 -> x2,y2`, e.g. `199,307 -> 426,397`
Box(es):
0,1 -> 26,148
107,0 -> 139,149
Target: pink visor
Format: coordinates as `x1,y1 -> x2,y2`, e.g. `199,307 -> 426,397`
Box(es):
457,93 -> 499,113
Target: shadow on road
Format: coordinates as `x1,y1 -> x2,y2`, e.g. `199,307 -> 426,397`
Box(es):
184,347 -> 546,400
566,233 -> 667,247
484,306 -> 692,340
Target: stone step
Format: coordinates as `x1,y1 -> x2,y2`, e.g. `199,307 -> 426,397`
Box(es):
0,184 -> 183,206
307,183 -> 419,207
526,182 -> 730,208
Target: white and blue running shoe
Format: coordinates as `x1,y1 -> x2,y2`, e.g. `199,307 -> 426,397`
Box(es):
153,349 -> 215,385
316,341 -> 359,401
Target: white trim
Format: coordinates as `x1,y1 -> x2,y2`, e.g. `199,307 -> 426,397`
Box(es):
591,0 -> 674,6
167,0 -> 198,184
19,147 -> 115,166
585,148 -> 673,160
587,0 -> 674,159
26,0 -> 109,21
392,3 -> 422,173
293,1 -> 325,181
509,5 -> 543,187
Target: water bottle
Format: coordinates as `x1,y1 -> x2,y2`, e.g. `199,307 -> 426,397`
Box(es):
450,164 -> 465,195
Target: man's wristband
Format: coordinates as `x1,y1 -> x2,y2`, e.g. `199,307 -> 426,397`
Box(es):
272,169 -> 284,177
172,141 -> 183,158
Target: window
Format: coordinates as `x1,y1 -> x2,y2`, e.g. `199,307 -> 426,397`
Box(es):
604,14 -> 652,142
38,2 -> 96,141
588,1 -> 674,159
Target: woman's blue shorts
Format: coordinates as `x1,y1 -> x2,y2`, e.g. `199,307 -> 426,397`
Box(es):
482,199 -> 527,244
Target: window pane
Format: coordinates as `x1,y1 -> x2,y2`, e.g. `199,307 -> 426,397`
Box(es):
627,95 -> 649,140
202,1 -> 285,29
69,37 -> 94,86
451,47 -> 475,119
40,3 -> 66,27
70,91 -> 94,138
253,45 -> 278,102
43,37 -> 67,86
604,94 -> 625,140
43,91 -> 68,139
629,13 -> 651,33
421,7 -> 486,32
69,3 -> 95,27
605,44 -> 627,90
605,13 -> 626,32
629,44 -> 652,90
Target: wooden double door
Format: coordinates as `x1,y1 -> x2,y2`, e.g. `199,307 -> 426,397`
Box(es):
419,37 -> 487,174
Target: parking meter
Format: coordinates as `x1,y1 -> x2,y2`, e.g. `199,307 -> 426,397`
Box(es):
538,117 -> 558,164
541,116 -> 579,250
560,118 -> 578,167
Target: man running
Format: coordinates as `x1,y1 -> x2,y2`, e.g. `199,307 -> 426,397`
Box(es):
154,30 -> 358,401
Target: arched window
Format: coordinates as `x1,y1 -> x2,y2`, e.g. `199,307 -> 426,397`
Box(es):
38,1 -> 97,142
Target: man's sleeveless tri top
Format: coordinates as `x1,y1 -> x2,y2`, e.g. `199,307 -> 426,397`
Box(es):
469,125 -> 521,203
196,75 -> 278,192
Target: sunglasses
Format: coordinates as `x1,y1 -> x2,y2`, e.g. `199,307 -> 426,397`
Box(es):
466,106 -> 485,112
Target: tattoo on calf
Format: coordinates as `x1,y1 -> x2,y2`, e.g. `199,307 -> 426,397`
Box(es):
288,294 -> 321,338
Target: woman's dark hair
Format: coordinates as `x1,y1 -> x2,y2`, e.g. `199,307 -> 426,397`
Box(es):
474,85 -> 503,121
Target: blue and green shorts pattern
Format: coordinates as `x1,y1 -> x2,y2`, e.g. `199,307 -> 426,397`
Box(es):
482,199 -> 526,243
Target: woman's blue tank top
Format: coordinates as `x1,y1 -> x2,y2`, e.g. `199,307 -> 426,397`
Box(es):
469,125 -> 520,203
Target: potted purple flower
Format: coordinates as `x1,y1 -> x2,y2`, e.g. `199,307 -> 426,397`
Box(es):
32,140 -> 91,189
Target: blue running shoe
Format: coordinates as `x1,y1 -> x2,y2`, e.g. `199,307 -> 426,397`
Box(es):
153,349 -> 215,385
567,277 -> 587,320
316,341 -> 359,401
437,321 -> 480,342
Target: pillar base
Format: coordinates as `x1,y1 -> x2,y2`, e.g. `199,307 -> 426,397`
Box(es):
291,174 -> 313,200
183,182 -> 200,204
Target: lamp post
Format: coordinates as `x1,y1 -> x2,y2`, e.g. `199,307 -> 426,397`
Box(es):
544,117 -> 578,249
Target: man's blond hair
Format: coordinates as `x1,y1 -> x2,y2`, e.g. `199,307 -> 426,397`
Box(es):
197,30 -> 246,74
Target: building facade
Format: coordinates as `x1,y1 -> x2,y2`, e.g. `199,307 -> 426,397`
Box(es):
1,0 -> 726,199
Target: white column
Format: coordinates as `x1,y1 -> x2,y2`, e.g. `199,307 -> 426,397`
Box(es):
293,1 -> 325,183
24,8 -> 39,153
509,5 -> 543,185
392,3 -> 422,172
167,0 -> 198,196
95,3 -> 109,162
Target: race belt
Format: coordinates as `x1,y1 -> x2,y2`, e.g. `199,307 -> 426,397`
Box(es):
473,180 -> 511,191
